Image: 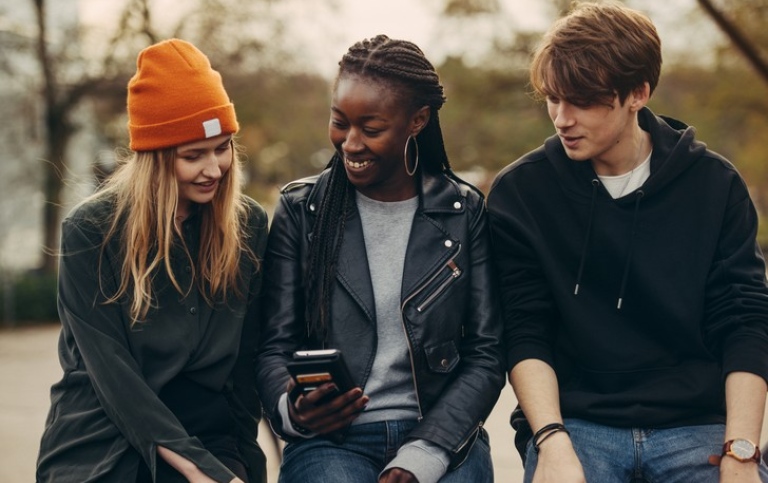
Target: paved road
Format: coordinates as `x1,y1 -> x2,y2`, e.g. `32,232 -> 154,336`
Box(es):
0,324 -> 524,482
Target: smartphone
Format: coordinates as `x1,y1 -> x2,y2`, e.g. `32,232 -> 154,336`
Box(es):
286,349 -> 355,404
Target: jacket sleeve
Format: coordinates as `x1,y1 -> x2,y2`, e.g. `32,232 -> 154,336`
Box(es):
408,199 -> 506,461
254,193 -> 306,437
702,175 -> 768,382
57,216 -> 236,483
228,204 -> 269,483
487,172 -> 560,371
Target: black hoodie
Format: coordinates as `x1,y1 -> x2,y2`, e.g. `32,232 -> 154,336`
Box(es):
488,107 -> 768,428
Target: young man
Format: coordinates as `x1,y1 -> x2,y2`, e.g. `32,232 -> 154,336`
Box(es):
487,2 -> 768,482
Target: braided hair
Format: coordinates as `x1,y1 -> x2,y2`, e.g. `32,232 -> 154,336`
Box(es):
305,34 -> 452,341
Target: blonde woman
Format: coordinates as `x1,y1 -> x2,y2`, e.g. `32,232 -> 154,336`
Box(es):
36,39 -> 268,483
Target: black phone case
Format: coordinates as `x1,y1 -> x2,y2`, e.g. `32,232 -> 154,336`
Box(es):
286,349 -> 355,403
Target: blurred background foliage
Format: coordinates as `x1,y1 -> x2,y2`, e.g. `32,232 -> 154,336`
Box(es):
1,0 -> 767,324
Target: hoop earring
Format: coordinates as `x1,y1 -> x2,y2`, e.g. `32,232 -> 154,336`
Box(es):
404,135 -> 419,177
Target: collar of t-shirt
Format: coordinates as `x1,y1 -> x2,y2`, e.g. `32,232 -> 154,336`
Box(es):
598,151 -> 652,199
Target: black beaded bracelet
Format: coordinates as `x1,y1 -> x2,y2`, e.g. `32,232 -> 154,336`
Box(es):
532,422 -> 570,453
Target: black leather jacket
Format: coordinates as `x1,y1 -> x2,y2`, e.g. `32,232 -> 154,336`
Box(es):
255,169 -> 505,464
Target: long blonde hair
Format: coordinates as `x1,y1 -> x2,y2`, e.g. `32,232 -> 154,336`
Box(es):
91,140 -> 254,324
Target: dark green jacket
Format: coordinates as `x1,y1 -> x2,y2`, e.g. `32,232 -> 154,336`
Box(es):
36,195 -> 268,482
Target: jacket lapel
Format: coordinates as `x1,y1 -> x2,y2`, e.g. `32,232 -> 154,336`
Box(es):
315,171 -> 467,325
335,202 -> 376,324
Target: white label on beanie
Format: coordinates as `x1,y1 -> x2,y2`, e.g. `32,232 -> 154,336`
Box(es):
203,118 -> 222,138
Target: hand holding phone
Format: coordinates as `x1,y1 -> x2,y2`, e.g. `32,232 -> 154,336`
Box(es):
285,349 -> 367,440
286,349 -> 355,405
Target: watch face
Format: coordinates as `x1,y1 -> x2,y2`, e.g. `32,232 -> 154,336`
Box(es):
732,439 -> 756,459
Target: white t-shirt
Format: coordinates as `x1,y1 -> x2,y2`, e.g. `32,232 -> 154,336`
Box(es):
598,151 -> 652,199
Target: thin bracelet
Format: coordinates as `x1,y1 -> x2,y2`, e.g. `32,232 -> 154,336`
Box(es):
289,415 -> 313,435
533,422 -> 570,452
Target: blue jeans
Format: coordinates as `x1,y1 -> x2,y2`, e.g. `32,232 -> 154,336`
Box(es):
279,420 -> 493,482
524,419 -> 768,483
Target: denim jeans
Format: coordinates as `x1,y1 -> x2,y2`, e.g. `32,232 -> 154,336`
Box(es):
278,420 -> 493,483
524,418 -> 768,483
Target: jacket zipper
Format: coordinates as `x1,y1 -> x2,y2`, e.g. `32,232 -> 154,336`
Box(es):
399,311 -> 424,420
451,422 -> 482,468
410,243 -> 462,313
399,243 -> 462,420
416,259 -> 462,312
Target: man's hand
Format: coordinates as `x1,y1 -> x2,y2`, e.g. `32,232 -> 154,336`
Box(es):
532,432 -> 586,483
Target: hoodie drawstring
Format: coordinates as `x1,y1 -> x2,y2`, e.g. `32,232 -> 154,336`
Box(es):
574,184 -> 645,309
574,179 -> 600,295
617,190 -> 645,309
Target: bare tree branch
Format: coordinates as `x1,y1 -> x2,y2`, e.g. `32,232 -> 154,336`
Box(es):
697,0 -> 768,85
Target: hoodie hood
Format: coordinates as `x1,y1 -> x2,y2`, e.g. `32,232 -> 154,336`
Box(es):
544,107 -> 708,204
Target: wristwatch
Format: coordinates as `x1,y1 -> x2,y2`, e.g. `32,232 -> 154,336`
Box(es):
722,438 -> 761,463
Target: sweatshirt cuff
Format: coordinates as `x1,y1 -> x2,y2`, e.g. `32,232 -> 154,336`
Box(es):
278,393 -> 315,439
381,439 -> 450,483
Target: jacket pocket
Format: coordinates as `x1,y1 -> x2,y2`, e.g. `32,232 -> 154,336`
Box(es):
424,340 -> 460,373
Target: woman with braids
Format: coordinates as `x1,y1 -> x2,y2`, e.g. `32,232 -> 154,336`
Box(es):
255,35 -> 505,482
36,39 -> 268,483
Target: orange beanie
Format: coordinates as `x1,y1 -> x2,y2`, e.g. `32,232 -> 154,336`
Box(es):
127,39 -> 239,151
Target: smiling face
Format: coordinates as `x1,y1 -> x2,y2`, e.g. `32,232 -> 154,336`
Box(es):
174,133 -> 233,218
329,74 -> 428,202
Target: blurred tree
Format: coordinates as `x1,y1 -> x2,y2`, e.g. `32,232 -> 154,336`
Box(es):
32,0 -> 132,274
225,70 -> 332,200
689,0 -> 768,222
438,54 -> 552,186
697,0 -> 768,85
442,0 -> 500,15
428,0 -> 554,191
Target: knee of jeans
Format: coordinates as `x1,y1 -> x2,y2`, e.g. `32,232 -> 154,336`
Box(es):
279,441 -> 301,463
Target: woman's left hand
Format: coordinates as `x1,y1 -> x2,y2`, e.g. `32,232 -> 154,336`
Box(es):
157,445 -> 235,483
379,467 -> 418,483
